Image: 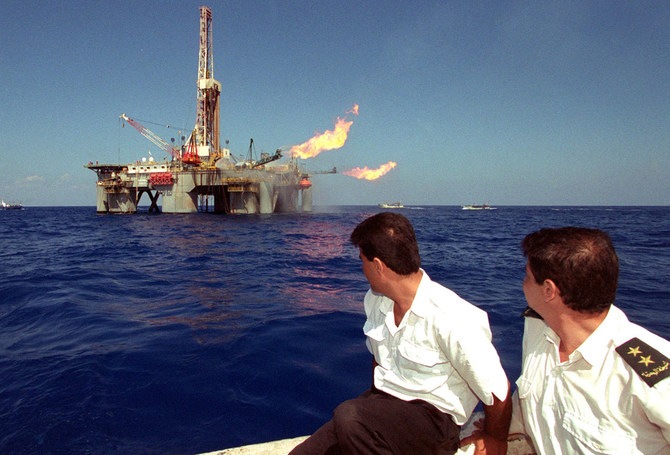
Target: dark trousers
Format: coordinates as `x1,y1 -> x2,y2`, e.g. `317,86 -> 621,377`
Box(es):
289,388 -> 460,455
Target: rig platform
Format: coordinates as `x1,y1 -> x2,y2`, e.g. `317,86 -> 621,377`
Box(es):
86,158 -> 312,214
87,6 -> 319,215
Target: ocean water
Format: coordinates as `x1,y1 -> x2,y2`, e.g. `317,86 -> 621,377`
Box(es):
1,206 -> 668,454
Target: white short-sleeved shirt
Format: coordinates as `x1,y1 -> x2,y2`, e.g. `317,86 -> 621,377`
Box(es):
363,270 -> 509,425
511,305 -> 670,454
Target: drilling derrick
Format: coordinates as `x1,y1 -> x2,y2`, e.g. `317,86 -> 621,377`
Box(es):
194,6 -> 221,161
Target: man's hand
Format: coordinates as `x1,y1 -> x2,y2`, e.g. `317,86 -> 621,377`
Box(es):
460,383 -> 512,455
459,420 -> 508,455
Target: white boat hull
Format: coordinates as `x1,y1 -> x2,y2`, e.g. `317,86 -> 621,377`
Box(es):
203,412 -> 535,455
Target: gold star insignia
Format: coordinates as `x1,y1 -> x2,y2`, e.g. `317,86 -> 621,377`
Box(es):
617,337 -> 670,387
627,346 -> 642,357
639,355 -> 655,367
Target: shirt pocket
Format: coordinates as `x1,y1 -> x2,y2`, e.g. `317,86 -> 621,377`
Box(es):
396,341 -> 447,390
561,409 -> 635,454
364,321 -> 390,367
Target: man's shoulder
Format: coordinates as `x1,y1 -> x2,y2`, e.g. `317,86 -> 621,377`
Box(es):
424,286 -> 484,320
610,307 -> 670,352
523,312 -> 550,336
615,336 -> 670,387
612,312 -> 670,388
413,274 -> 487,328
420,275 -> 475,307
363,289 -> 391,316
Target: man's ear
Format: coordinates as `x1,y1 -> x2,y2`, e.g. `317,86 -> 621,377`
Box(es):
543,279 -> 561,302
372,257 -> 384,274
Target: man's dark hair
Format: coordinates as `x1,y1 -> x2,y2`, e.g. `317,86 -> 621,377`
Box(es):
522,227 -> 619,313
350,212 -> 421,276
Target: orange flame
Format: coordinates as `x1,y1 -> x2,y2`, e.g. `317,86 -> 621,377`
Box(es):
289,105 -> 359,159
343,161 -> 397,181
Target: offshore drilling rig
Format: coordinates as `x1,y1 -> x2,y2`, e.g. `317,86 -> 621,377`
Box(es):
86,6 -> 321,214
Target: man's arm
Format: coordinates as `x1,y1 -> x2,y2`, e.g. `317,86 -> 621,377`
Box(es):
483,383 -> 513,447
460,382 -> 512,455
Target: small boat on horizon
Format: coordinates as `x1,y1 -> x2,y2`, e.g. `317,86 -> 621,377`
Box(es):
462,203 -> 496,210
378,202 -> 404,209
1,200 -> 23,210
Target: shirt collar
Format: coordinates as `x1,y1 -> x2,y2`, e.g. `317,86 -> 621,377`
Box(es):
376,268 -> 430,319
408,269 -> 430,319
377,293 -> 393,314
541,323 -> 561,348
572,305 -> 626,367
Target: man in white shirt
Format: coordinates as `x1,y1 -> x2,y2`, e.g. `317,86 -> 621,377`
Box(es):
511,227 -> 670,454
291,212 -> 511,455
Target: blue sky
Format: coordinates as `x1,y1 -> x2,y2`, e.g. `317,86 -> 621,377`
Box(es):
1,1 -> 668,206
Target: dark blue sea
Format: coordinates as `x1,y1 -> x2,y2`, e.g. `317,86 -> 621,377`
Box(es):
1,206 -> 669,454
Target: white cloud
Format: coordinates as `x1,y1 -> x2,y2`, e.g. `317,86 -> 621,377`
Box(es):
25,175 -> 45,182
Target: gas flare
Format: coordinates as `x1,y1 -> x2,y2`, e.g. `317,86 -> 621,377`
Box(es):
289,105 -> 359,159
343,161 -> 397,181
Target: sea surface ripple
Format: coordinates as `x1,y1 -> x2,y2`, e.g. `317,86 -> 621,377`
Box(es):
1,206 -> 668,454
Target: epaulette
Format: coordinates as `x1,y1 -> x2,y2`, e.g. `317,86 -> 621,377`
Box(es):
615,337 -> 670,387
521,306 -> 543,320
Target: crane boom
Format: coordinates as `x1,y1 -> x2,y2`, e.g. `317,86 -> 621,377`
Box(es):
311,167 -> 337,174
251,149 -> 283,168
120,113 -> 180,159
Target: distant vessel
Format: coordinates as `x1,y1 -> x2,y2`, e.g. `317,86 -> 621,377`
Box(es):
462,204 -> 496,210
1,200 -> 23,210
378,202 -> 404,209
